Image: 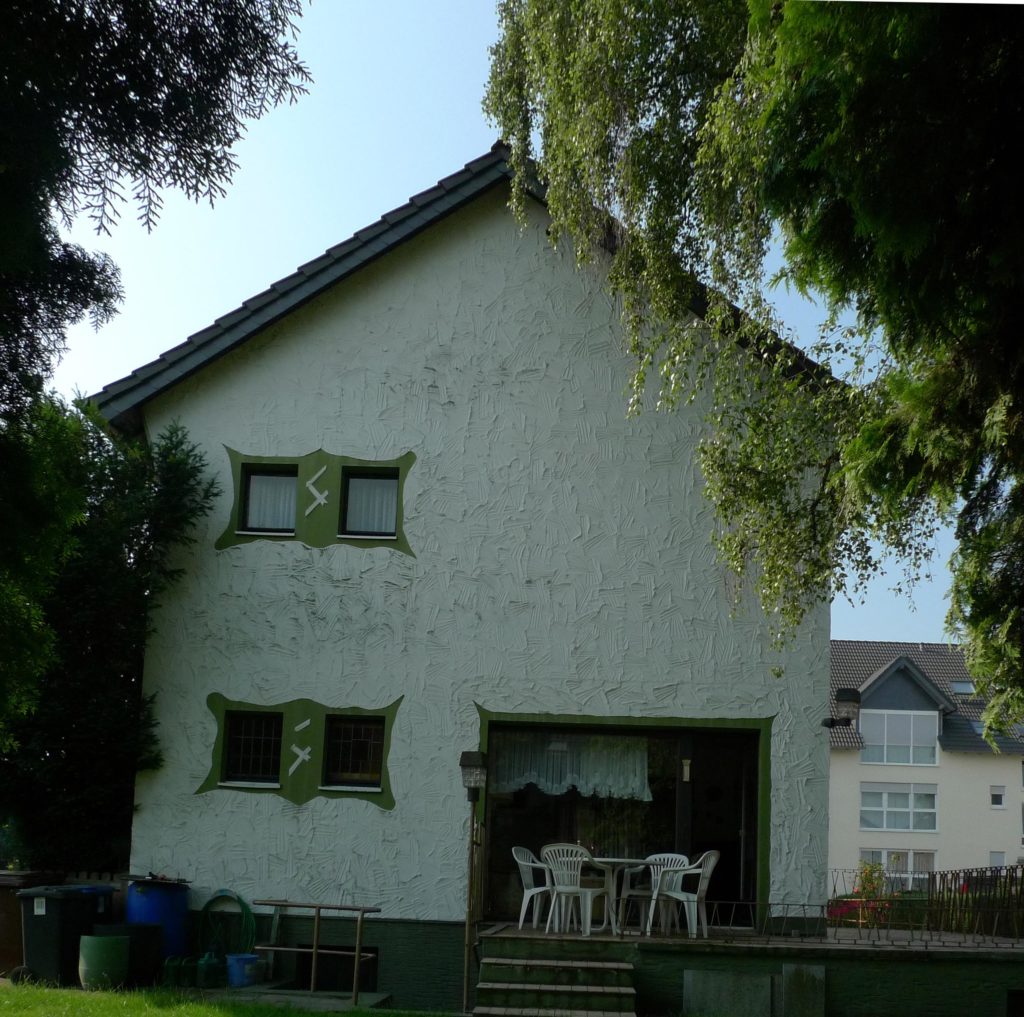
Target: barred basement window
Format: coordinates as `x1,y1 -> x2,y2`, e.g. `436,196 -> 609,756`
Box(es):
223,711 -> 283,784
322,716 -> 385,789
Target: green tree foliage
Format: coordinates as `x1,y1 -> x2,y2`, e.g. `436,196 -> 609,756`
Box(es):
0,406 -> 217,869
0,0 -> 307,746
0,0 -> 310,424
487,2 -> 1024,723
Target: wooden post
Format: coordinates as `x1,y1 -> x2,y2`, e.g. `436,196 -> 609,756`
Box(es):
463,798 -> 477,1014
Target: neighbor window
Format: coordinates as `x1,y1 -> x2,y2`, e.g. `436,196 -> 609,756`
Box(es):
241,466 -> 297,533
860,782 -> 937,831
990,851 -> 1006,868
992,785 -> 1006,808
951,680 -> 975,695
859,710 -> 938,764
340,468 -> 399,537
322,716 -> 385,789
859,849 -> 934,891
223,711 -> 283,784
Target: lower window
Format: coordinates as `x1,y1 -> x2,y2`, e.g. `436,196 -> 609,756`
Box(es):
223,711 -> 283,784
323,716 -> 385,789
860,848 -> 935,891
200,693 -> 401,808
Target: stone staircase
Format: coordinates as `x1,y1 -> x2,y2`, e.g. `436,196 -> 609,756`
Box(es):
473,939 -> 636,1017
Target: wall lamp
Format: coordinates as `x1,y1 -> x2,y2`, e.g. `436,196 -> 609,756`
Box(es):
459,750 -> 488,802
822,688 -> 861,728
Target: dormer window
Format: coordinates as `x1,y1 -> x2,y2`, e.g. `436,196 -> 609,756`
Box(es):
951,680 -> 975,695
859,710 -> 938,765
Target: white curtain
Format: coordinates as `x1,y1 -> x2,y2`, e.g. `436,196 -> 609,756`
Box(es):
491,731 -> 653,801
246,473 -> 296,530
345,476 -> 397,534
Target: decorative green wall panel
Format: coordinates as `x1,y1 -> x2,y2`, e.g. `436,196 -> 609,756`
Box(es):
197,692 -> 402,807
215,447 -> 415,555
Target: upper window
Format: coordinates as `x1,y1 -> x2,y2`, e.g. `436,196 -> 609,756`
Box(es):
951,680 -> 975,695
218,449 -> 415,554
991,785 -> 1006,808
241,466 -> 297,534
860,782 -> 937,831
323,716 -> 385,789
340,468 -> 399,538
859,710 -> 938,765
223,711 -> 283,784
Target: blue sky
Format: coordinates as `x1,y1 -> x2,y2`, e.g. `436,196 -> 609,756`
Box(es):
52,2 -> 953,646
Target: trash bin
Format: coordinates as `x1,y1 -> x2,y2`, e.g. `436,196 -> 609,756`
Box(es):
17,884 -> 115,985
125,878 -> 189,958
0,871 -> 63,977
91,922 -> 163,986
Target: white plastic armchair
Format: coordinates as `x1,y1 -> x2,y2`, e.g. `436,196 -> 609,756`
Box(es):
540,843 -> 610,936
645,849 -> 720,938
617,853 -> 689,932
512,846 -> 553,930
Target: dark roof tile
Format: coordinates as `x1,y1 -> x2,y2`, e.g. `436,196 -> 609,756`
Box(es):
829,639 -> 1024,755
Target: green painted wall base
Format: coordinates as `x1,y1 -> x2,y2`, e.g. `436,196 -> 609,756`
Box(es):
481,933 -> 1024,1017
181,912 -> 1024,1016
188,911 -> 466,1012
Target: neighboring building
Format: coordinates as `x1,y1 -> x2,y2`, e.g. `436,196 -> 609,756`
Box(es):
94,146 -> 829,1007
828,639 -> 1024,887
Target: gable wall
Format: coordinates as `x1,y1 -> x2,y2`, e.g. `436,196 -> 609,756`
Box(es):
862,670 -> 940,712
133,187 -> 829,919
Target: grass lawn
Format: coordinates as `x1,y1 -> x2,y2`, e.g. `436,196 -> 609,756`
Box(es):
0,983 -> 439,1017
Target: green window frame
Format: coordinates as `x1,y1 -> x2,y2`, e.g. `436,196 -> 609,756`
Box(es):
222,710 -> 283,784
339,467 -> 400,538
323,715 -> 386,789
239,464 -> 298,535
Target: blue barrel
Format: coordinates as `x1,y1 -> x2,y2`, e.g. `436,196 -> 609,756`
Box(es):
125,880 -> 189,958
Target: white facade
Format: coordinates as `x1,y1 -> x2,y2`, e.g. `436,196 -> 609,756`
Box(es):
830,746 -> 1024,879
116,171 -> 829,920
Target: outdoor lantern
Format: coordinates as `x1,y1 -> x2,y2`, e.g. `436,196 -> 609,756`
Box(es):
822,688 -> 861,728
459,750 -> 487,802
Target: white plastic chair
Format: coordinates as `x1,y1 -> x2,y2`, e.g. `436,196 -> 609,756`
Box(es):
512,846 -> 552,930
645,849 -> 720,938
617,852 -> 689,932
540,843 -> 610,936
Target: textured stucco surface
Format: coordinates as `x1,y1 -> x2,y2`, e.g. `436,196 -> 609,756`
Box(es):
132,186 -> 829,919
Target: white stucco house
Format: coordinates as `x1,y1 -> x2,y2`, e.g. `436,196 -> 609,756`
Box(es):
93,145 -> 830,1005
828,639 -> 1024,889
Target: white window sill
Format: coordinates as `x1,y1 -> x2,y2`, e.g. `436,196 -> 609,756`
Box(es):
320,784 -> 382,793
235,530 -> 296,537
337,533 -> 398,541
859,761 -> 939,767
219,780 -> 282,789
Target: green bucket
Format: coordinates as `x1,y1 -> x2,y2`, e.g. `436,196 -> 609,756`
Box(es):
79,934 -> 130,990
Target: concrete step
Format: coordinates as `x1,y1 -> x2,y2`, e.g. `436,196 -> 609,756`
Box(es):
479,956 -> 633,987
476,980 -> 636,1011
474,1009 -> 637,1017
